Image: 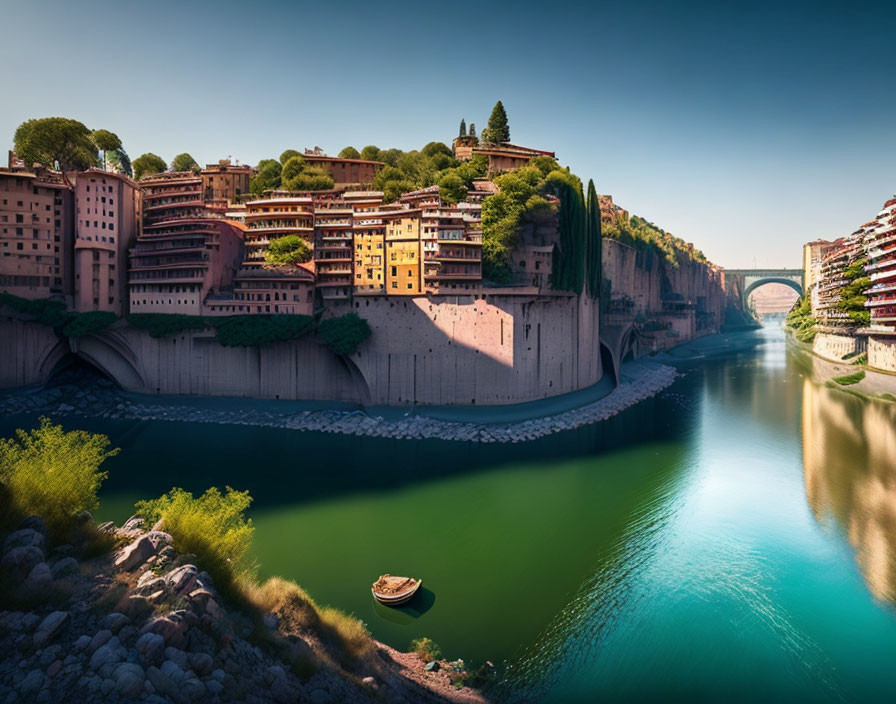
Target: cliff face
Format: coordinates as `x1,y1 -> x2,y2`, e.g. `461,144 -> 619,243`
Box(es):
1,291 -> 602,406
601,238 -> 727,351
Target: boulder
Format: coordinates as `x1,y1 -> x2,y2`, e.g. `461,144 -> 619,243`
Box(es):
114,535 -> 156,571
73,635 -> 92,652
163,647 -> 189,671
50,557 -> 79,579
165,564 -> 198,595
97,521 -> 116,533
32,611 -> 69,647
19,515 -> 46,535
135,632 -> 166,665
89,642 -> 123,672
18,669 -> 44,697
112,662 -> 145,698
121,515 -> 145,533
1,545 -> 45,582
23,562 -> 52,592
188,652 -> 213,677
99,612 -> 130,634
86,629 -> 113,656
4,528 -> 46,554
140,616 -> 187,648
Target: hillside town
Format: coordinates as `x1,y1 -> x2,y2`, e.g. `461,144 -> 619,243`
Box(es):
0,128 -> 587,318
797,194 -> 896,372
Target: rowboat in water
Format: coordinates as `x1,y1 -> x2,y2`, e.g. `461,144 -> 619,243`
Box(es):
371,574 -> 421,605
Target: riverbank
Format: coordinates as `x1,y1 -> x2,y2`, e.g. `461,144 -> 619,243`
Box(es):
0,328 -> 785,443
0,358 -> 679,443
786,333 -> 896,403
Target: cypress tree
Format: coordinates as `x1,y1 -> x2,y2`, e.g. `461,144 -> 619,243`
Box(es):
486,101 -> 510,142
459,119 -> 467,137
551,181 -> 586,293
469,123 -> 476,137
586,180 -> 603,298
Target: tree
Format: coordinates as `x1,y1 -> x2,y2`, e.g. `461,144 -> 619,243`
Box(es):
338,146 -> 361,159
586,180 -> 603,298
106,148 -> 133,177
422,141 -> 453,159
283,166 -> 334,191
459,119 -> 467,137
438,172 -> 467,204
481,101 -> 510,143
133,153 -> 167,181
170,152 -> 200,173
90,129 -> 122,171
279,149 -> 301,165
280,155 -> 306,183
249,159 -> 282,194
360,145 -> 380,161
14,117 -> 99,176
264,235 -> 312,266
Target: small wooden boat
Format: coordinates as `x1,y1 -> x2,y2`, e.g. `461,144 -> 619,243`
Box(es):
371,574 -> 421,605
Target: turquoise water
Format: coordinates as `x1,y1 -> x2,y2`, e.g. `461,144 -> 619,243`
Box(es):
4,324 -> 896,701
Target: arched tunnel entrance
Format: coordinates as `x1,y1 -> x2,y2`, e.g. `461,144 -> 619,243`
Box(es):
600,341 -> 618,387
745,280 -> 802,321
45,353 -> 120,389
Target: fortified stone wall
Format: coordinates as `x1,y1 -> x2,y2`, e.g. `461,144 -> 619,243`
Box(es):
812,332 -> 866,363
601,238 -> 727,351
1,292 -> 602,406
868,336 -> 896,373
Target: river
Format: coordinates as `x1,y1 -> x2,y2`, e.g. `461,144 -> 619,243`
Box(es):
2,323 -> 896,702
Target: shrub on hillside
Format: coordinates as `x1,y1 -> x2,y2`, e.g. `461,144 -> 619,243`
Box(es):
62,311 -> 117,337
833,370 -> 865,386
411,636 -> 442,662
0,418 -> 118,538
317,314 -> 371,355
128,313 -> 211,338
213,315 -> 315,347
135,486 -> 255,591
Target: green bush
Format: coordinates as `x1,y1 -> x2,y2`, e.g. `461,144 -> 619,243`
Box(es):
411,637 -> 442,662
214,315 -> 315,347
62,311 -> 117,337
833,370 -> 865,386
128,313 -> 211,338
264,236 -> 312,266
0,418 -> 118,539
135,486 -> 255,592
317,314 -> 371,355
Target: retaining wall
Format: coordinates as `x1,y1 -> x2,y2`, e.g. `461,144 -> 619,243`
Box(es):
868,336 -> 896,373
812,332 -> 866,363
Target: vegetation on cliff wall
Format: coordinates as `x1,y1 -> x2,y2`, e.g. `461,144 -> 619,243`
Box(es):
603,213 -> 708,268
586,180 -> 603,298
316,313 -> 372,356
0,292 -> 116,338
837,257 -> 870,326
785,295 -> 817,342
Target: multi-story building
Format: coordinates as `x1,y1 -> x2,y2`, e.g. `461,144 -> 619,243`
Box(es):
384,209 -> 423,295
201,159 -> 252,205
73,169 -> 138,314
205,264 -> 315,316
814,232 -> 864,331
452,139 -> 555,174
0,166 -> 73,299
243,195 -> 314,267
301,148 -> 383,189
313,201 -> 355,302
353,208 -> 386,294
130,171 -> 244,315
863,196 -> 896,333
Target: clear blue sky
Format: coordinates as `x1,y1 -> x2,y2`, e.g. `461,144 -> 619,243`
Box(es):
2,0 -> 895,269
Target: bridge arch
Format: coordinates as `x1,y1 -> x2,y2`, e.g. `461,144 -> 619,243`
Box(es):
743,277 -> 803,301
69,331 -> 147,392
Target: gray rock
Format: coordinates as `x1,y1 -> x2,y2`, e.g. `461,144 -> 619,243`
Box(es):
23,562 -> 52,591
309,689 -> 332,704
97,521 -> 116,533
146,664 -> 183,702
4,528 -> 46,554
100,677 -> 115,695
135,632 -> 166,664
99,612 -> 130,634
19,515 -> 46,536
188,652 -> 213,677
38,645 -> 61,667
181,675 -> 207,701
121,515 -> 145,532
163,647 -> 189,671
32,611 -> 69,647
118,625 -> 138,647
112,662 -> 145,698
165,564 -> 198,595
20,612 -> 39,631
270,674 -> 298,704
73,635 -> 92,652
1,545 -> 45,582
50,557 -> 79,579
89,643 -> 122,671
114,535 -> 156,571
205,680 -> 224,696
18,669 -> 44,696
86,629 -> 113,656
209,669 -> 226,682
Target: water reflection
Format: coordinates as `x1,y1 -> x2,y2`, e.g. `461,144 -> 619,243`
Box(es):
801,379 -> 896,604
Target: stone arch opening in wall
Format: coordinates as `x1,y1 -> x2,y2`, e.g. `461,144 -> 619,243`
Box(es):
69,333 -> 147,392
743,277 -> 803,302
599,340 -> 618,387
337,353 -> 373,405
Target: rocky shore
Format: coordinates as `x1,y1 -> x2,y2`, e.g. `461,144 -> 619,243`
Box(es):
0,362 -> 679,443
0,514 -> 486,704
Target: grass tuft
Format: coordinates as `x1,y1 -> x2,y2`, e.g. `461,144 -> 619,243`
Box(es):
833,370 -> 865,386
411,636 -> 442,662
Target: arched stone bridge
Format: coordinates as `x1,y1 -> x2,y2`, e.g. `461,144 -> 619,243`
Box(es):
723,268 -> 804,309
